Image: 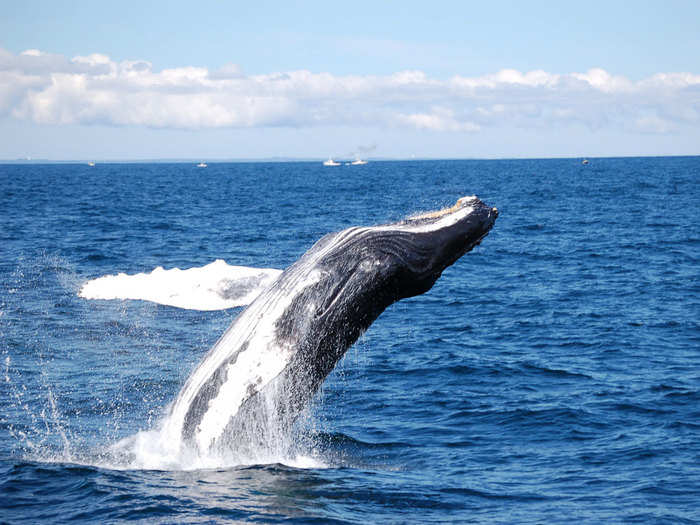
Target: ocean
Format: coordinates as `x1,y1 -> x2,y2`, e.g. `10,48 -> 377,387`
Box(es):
1,157 -> 698,523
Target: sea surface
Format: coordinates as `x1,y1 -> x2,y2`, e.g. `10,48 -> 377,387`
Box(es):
1,158 -> 698,523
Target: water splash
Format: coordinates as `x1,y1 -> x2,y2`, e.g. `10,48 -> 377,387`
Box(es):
107,406 -> 328,471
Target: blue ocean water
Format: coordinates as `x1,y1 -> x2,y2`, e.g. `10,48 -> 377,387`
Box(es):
1,157 -> 698,523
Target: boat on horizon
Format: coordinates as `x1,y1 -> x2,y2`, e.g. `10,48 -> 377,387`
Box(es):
323,158 -> 341,166
197,162 -> 207,168
351,159 -> 368,165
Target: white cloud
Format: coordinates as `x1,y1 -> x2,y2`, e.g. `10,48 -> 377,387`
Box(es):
570,68 -> 633,92
397,107 -> 480,132
635,115 -> 673,134
209,63 -> 244,80
0,48 -> 698,134
451,69 -> 561,89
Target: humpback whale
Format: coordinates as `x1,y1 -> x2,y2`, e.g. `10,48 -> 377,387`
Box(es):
161,196 -> 498,456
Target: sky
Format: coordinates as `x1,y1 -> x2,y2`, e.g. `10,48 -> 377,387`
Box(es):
1,0 -> 699,160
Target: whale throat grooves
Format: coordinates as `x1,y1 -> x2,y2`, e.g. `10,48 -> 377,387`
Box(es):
162,196 -> 498,456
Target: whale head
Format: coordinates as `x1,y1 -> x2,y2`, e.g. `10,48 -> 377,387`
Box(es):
386,195 -> 499,297
278,195 -> 499,349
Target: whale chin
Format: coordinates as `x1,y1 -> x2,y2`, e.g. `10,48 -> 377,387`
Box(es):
164,196 -> 498,455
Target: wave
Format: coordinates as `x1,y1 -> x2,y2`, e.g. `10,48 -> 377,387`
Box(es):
78,260 -> 282,310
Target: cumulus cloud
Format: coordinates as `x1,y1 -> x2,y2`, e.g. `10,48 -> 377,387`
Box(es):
396,107 -> 480,132
1,48 -> 699,134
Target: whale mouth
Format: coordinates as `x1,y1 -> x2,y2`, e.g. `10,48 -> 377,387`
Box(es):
401,196 -> 498,235
409,195 -> 481,221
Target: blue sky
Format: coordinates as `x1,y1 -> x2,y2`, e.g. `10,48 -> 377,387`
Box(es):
1,0 -> 699,159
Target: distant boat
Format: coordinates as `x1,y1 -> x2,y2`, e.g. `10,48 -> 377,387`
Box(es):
582,159 -> 589,165
351,159 -> 368,165
87,161 -> 95,167
323,158 -> 341,166
197,162 -> 207,168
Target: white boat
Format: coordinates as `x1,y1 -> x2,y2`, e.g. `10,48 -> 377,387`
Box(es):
323,158 -> 341,166
197,162 -> 207,168
87,161 -> 95,167
351,159 -> 367,165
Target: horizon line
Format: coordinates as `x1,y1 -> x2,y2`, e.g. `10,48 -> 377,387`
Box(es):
1,153 -> 699,164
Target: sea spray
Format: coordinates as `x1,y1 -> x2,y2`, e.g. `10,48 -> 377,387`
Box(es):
108,394 -> 327,470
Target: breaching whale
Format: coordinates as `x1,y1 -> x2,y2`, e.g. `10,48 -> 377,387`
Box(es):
161,196 -> 498,456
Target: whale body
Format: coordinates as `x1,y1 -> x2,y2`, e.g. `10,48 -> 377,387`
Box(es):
162,196 -> 498,455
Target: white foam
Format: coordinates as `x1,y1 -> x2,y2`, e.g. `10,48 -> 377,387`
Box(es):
79,260 -> 282,310
105,427 -> 328,471
19,427 -> 329,472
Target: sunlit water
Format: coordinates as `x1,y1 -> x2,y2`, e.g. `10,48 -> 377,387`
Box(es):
1,158 -> 698,523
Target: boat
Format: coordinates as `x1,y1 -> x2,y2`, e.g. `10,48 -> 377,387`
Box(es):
351,159 -> 368,165
582,159 -> 589,165
87,161 -> 95,167
323,158 -> 341,166
197,162 -> 207,168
